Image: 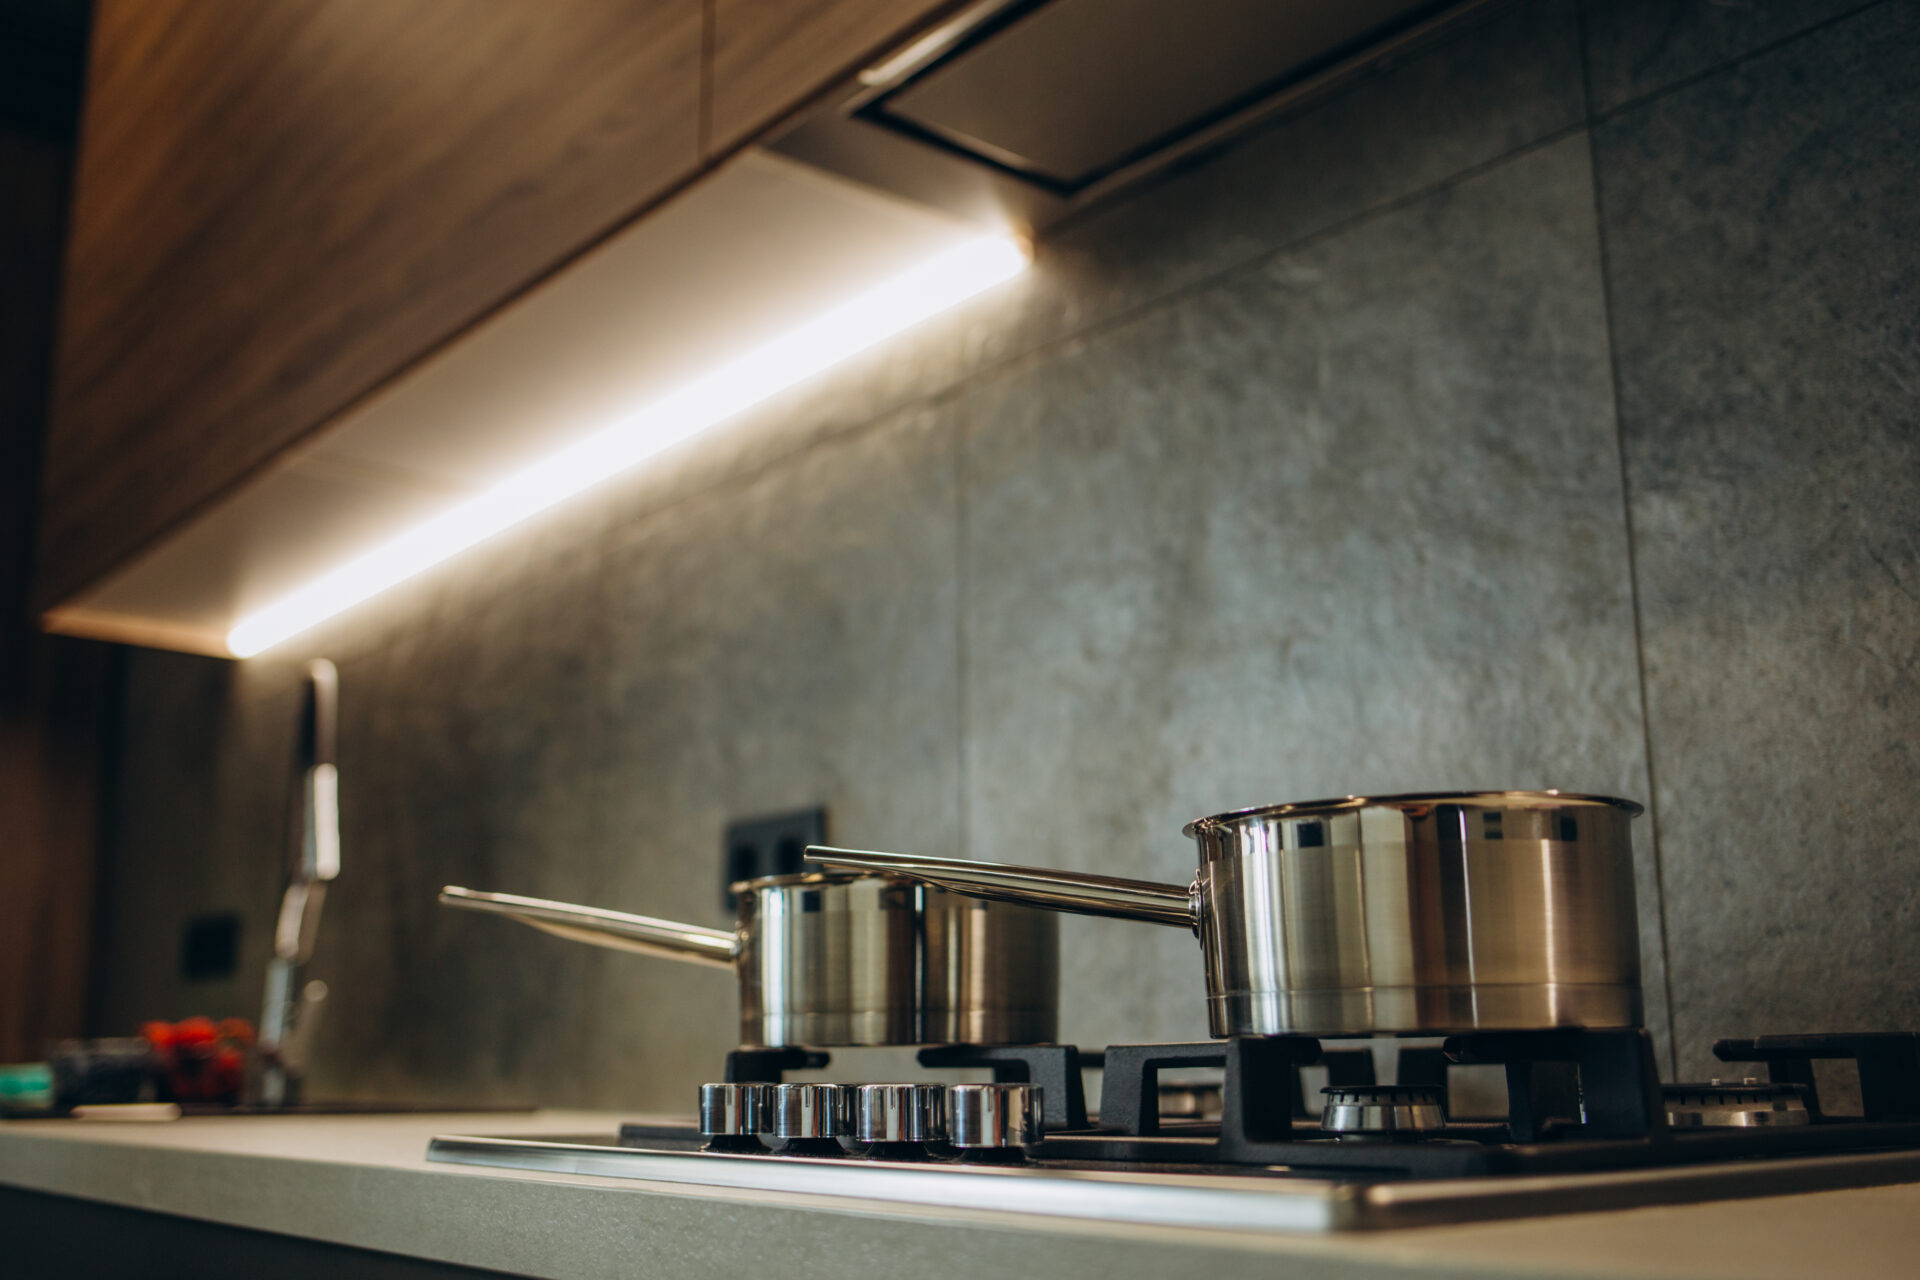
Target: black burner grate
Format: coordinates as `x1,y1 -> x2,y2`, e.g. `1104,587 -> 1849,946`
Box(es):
1041,1028 -> 1920,1176
1714,1033 -> 1920,1122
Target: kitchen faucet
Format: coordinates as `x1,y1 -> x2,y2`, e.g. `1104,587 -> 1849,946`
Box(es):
257,658 -> 339,1107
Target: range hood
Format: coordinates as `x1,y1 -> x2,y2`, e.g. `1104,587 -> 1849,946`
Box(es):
772,0 -> 1505,235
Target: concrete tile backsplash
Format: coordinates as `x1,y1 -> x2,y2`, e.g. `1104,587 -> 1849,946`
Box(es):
1594,2 -> 1920,1082
92,2 -> 1917,1107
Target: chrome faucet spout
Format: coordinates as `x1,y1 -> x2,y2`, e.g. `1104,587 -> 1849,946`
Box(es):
259,658 -> 340,1108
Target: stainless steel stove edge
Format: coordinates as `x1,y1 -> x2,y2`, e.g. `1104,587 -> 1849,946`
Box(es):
424,1135 -> 1920,1233
426,1135 -> 1352,1231
1352,1148 -> 1920,1230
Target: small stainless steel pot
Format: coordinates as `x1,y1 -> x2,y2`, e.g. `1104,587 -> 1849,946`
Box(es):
439,873 -> 1058,1048
807,791 -> 1644,1038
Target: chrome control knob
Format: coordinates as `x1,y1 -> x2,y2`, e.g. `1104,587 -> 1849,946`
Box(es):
949,1083 -> 1043,1149
772,1083 -> 851,1140
698,1082 -> 770,1137
853,1083 -> 946,1143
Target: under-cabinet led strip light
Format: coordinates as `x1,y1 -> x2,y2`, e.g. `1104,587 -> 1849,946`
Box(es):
226,235 -> 1029,658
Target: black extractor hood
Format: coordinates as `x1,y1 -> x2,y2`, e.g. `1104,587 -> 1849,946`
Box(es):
772,0 -> 1512,235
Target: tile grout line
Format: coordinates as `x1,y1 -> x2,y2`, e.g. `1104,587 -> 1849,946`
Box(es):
1578,9 -> 1678,1079
954,391 -> 971,861
697,0 -> 715,161
81,645 -> 131,1036
1587,0 -> 1892,125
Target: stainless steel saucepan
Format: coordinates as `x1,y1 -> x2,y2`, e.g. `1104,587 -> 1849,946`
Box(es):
439,874 -> 1058,1048
807,791 -> 1644,1038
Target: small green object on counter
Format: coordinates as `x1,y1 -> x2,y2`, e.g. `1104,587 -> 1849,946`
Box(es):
0,1062 -> 55,1115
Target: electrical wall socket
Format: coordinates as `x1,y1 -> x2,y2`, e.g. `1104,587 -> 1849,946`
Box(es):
181,912 -> 241,981
722,807 -> 828,909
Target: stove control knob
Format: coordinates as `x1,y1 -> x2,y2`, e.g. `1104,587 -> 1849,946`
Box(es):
772,1083 -> 851,1140
950,1083 -> 1043,1149
853,1083 -> 946,1143
698,1082 -> 771,1137
1320,1085 -> 1445,1137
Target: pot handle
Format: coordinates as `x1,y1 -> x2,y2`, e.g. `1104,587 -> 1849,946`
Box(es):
804,847 -> 1198,930
438,886 -> 739,970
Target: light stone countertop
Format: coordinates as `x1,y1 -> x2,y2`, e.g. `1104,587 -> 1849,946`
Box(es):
3,1111 -> 1918,1279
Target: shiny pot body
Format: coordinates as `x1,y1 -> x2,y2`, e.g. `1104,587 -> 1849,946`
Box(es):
439,875 -> 1057,1048
808,791 -> 1644,1038
1184,793 -> 1643,1037
733,874 -> 1057,1047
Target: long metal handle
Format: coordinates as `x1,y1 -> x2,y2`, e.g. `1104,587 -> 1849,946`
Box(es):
438,886 -> 739,969
803,847 -> 1198,929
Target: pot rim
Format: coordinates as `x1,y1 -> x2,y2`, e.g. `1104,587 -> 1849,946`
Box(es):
1183,789 -> 1644,837
730,868 -> 1061,904
727,869 -> 874,895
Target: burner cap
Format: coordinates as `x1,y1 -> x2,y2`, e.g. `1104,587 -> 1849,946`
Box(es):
1321,1084 -> 1445,1137
1663,1079 -> 1810,1128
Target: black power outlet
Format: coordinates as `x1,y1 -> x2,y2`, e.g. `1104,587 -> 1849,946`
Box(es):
723,807 -> 828,909
181,912 -> 241,981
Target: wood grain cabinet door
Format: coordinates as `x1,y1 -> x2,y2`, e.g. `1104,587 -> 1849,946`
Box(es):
39,0 -> 702,611
708,0 -> 959,155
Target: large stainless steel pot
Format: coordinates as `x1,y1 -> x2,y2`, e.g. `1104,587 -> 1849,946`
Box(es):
439,874 -> 1058,1048
807,791 -> 1644,1038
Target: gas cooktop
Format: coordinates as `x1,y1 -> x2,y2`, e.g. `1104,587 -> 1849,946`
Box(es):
426,1031 -> 1920,1232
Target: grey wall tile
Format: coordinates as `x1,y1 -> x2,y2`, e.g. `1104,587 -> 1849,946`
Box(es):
303,532 -> 626,1105
1597,3 -> 1920,1079
594,401 -> 964,865
962,136 -> 1669,1060
1581,0 -> 1879,112
576,404 -> 963,1106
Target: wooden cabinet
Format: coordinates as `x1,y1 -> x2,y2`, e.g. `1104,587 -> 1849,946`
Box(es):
708,0 -> 958,154
38,0 -> 703,611
34,0 -> 972,631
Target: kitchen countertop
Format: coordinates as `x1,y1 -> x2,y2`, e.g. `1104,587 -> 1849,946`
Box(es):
3,1111 -> 1919,1279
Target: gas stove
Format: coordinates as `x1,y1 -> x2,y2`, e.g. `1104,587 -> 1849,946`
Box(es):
426,1031 -> 1920,1231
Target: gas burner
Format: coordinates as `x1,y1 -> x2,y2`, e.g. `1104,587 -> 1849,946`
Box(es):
1663,1079 -> 1810,1128
1156,1080 -> 1223,1122
1320,1084 -> 1445,1139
